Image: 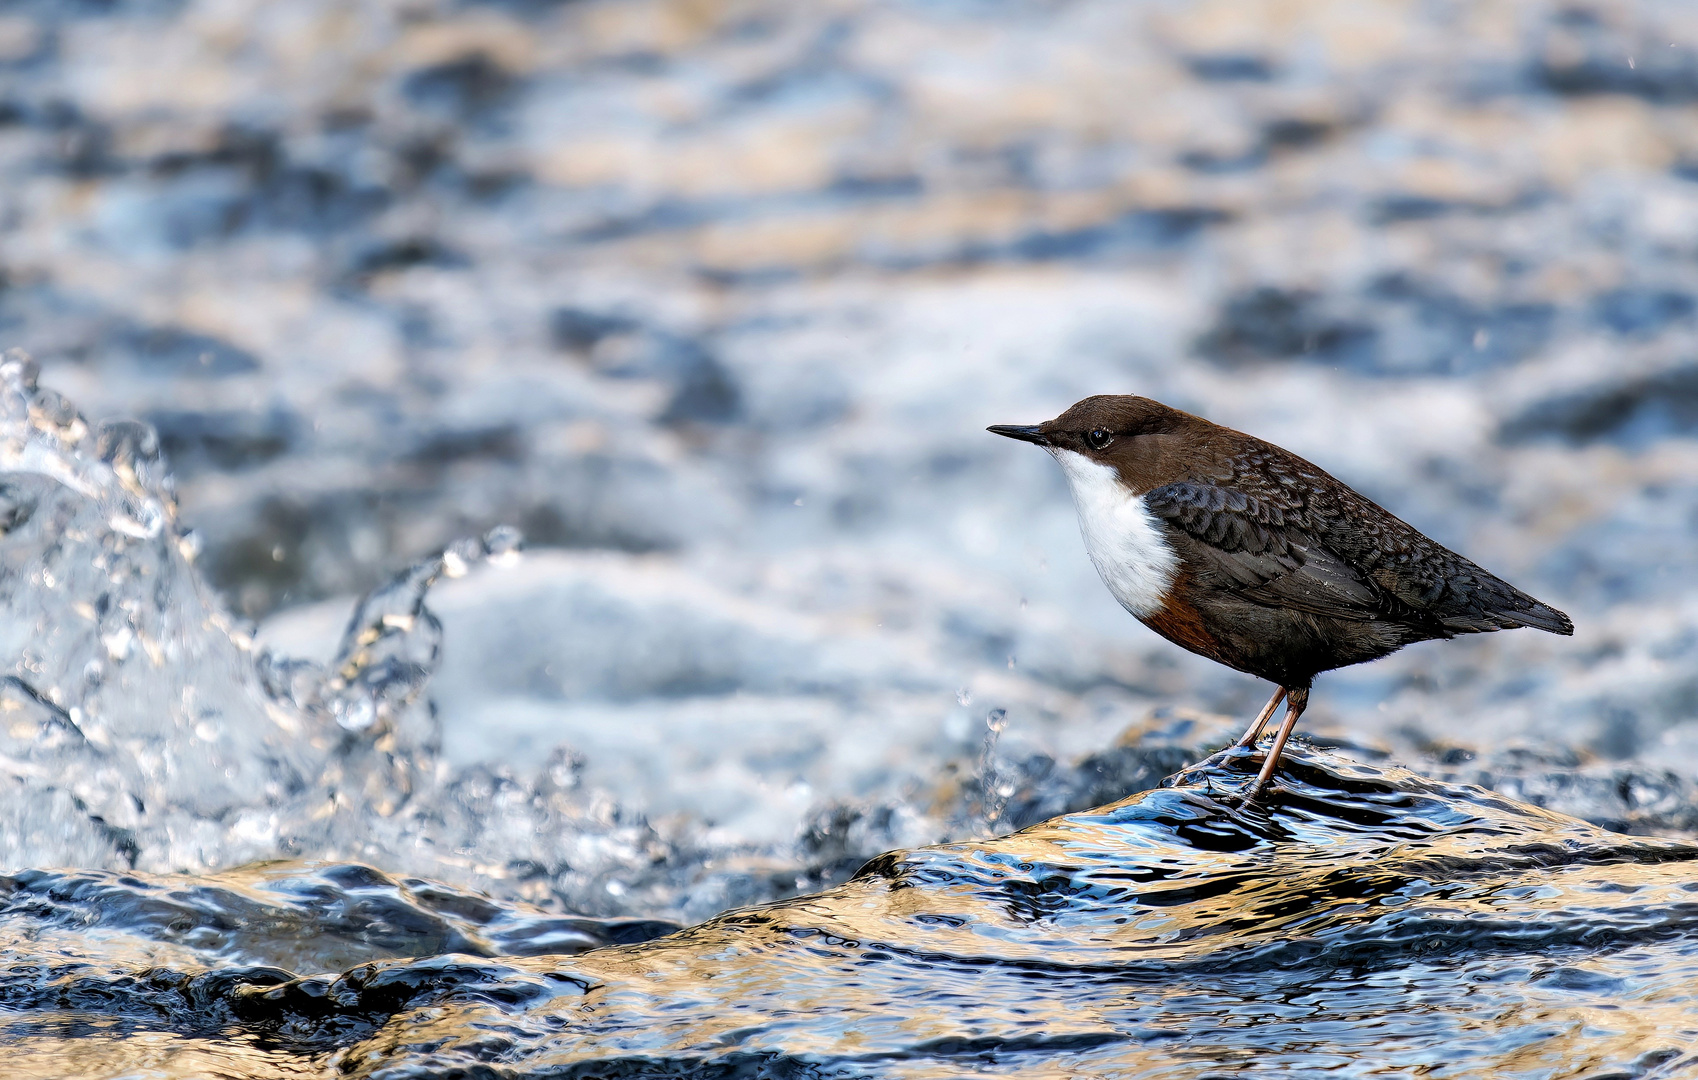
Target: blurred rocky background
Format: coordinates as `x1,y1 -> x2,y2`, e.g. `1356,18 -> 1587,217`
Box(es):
3,0 -> 1698,852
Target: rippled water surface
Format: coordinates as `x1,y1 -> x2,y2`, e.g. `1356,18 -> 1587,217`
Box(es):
4,353 -> 1694,1078
5,0 -> 1698,1074
7,749 -> 1698,1077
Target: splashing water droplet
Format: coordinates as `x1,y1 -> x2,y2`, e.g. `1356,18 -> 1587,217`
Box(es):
972,708 -> 1012,835
483,524 -> 524,565
0,362 -> 606,892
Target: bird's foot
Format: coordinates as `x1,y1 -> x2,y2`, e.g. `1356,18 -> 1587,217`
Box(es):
1171,743 -> 1262,786
1242,774 -> 1275,802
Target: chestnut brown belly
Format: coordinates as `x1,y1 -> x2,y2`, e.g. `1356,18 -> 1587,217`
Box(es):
1139,587 -> 1434,688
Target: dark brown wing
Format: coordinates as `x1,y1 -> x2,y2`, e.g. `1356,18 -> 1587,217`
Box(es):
1146,440 -> 1574,637
1143,482 -> 1390,623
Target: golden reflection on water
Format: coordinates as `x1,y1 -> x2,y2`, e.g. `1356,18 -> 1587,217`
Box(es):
283,752 -> 1698,1077
0,1015 -> 325,1079
6,749 -> 1698,1078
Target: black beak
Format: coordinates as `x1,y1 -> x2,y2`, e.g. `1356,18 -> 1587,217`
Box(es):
987,424 -> 1049,446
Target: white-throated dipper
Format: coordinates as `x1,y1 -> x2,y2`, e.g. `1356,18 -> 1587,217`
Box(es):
990,395 -> 1573,797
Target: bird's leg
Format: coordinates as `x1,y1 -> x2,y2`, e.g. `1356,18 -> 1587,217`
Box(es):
1187,687 -> 1290,778
1248,687 -> 1309,798
1235,687 -> 1288,747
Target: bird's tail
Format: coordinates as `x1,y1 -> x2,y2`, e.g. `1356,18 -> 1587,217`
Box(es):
1438,577 -> 1574,636
1478,599 -> 1574,636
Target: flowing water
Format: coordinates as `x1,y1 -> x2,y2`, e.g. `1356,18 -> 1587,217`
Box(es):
7,749 -> 1698,1077
6,1 -> 1698,1074
2,353 -> 1698,1076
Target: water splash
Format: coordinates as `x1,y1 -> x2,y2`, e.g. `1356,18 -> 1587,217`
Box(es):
0,357 -> 684,914
0,349 -> 300,870
5,747 -> 1698,1077
7,362 -> 1698,1076
973,707 -> 1014,835
0,359 -> 960,927
311,526 -> 523,737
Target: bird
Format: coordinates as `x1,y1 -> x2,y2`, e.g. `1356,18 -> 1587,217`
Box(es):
989,395 -> 1572,798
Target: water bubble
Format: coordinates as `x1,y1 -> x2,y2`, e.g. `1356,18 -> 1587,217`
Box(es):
0,483 -> 35,535
483,524 -> 523,564
956,688 -> 973,707
545,747 -> 584,791
101,627 -> 134,661
30,389 -> 82,440
0,348 -> 39,392
109,507 -> 164,539
971,709 -> 1013,835
94,420 -> 160,468
331,696 -> 377,733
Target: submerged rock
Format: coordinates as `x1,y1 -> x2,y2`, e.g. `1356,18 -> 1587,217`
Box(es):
5,747 -> 1696,1077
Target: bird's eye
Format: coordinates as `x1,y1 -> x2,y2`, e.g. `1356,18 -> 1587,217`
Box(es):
1086,429 -> 1114,450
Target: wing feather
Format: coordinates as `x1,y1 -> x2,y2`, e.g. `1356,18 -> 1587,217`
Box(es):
1144,482 -> 1388,622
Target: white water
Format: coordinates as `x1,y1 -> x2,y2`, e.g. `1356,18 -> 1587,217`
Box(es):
3,0 -> 1698,926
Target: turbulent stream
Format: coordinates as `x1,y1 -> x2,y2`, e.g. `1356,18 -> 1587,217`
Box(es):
2,353 -> 1698,1076
7,0 -> 1698,1075
10,750 -> 1698,1078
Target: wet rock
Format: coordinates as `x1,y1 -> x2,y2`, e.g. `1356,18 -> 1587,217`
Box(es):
1196,286 -> 1378,367
1002,207 -> 1232,261
146,407 -> 296,475
1499,365 -> 1698,446
13,748 -> 1698,1075
550,308 -> 741,424
1261,116 -> 1335,151
548,308 -> 641,353
116,325 -> 261,378
1593,287 -> 1695,338
1185,54 -> 1276,82
1369,194 -> 1464,224
1534,13 -> 1698,102
1366,275 -> 1555,376
346,237 -> 470,283
1202,275 -> 1555,377
402,53 -> 523,122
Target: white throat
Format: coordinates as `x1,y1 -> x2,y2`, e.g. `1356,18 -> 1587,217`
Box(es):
1051,449 -> 1179,618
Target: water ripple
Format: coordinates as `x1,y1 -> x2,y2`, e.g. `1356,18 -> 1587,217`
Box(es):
3,747 -> 1695,1077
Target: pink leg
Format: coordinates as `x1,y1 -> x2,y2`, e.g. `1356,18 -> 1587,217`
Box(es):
1235,686 -> 1287,747
1248,687 -> 1309,798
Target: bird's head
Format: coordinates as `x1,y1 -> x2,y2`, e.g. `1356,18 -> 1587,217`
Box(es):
988,395 -> 1197,465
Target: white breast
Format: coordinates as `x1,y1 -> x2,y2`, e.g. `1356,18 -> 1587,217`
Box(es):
1051,449 -> 1179,618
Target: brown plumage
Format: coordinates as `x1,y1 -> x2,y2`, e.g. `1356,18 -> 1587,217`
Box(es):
990,395 -> 1572,797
